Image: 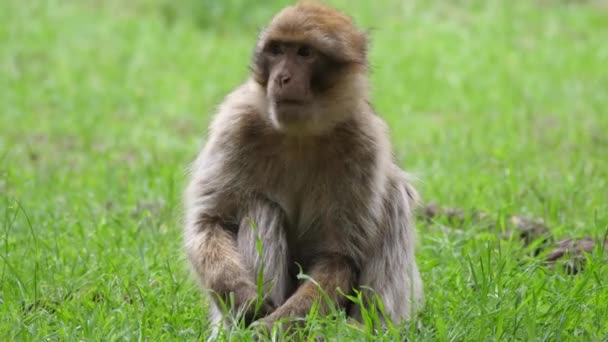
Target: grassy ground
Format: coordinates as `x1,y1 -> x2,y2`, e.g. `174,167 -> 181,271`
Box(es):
2,0 -> 608,340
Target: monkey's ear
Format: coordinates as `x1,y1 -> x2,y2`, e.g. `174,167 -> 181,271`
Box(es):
255,26 -> 269,50
250,26 -> 271,85
336,22 -> 368,65
361,29 -> 372,60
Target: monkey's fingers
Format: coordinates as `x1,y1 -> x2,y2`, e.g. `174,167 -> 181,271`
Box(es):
250,317 -> 274,339
252,316 -> 306,341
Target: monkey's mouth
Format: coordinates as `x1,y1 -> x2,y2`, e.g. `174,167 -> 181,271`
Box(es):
275,99 -> 309,107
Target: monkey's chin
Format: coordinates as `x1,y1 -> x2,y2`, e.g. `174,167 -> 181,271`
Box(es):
269,105 -> 322,135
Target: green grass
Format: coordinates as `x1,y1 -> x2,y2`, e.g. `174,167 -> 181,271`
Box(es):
2,0 -> 608,340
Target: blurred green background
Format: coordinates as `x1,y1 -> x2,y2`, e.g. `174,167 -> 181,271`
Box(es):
1,0 -> 607,340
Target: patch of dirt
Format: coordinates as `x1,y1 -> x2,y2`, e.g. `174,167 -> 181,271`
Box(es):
545,237 -> 608,274
419,202 -> 607,274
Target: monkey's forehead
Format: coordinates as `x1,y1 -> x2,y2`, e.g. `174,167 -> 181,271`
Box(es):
258,3 -> 367,64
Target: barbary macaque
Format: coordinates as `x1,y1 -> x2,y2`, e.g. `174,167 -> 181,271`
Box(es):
184,1 -> 423,333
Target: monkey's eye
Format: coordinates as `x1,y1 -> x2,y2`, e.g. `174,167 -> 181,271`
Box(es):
297,45 -> 312,57
267,42 -> 283,56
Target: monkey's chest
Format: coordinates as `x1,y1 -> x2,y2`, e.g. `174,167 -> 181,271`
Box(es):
268,178 -> 324,232
249,143 -> 370,248
262,161 -> 353,241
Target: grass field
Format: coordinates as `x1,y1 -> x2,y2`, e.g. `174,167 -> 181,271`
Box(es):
2,0 -> 608,340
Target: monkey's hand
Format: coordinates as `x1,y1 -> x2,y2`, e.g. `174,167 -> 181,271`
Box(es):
231,281 -> 276,326
251,297 -> 309,337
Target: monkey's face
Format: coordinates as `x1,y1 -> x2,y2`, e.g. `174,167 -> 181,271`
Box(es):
253,39 -> 352,135
257,40 -> 333,134
251,3 -> 370,135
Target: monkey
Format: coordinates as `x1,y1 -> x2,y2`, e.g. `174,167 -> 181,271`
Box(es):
184,1 -> 423,335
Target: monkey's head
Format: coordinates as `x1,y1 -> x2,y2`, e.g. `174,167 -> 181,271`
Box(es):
252,1 -> 369,135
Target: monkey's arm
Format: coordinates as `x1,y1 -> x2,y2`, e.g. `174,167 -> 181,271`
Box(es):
185,214 -> 263,307
184,150 -> 274,323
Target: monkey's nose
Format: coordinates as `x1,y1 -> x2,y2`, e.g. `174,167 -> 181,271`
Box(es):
278,74 -> 291,87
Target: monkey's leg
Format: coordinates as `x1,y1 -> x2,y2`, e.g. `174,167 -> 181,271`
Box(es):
257,254 -> 357,331
237,196 -> 292,317
349,182 -> 424,324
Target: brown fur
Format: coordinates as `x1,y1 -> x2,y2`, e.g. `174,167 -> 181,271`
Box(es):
184,2 -> 423,335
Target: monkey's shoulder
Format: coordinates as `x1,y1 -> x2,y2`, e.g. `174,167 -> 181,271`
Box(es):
205,81 -> 276,147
